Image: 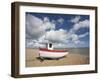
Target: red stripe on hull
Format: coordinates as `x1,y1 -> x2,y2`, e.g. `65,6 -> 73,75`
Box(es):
39,48 -> 67,52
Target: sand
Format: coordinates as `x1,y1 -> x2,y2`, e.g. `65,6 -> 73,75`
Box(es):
26,48 -> 89,67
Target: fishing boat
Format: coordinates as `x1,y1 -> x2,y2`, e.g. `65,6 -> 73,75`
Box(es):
39,43 -> 69,59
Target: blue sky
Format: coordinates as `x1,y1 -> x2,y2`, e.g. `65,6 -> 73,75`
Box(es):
26,12 -> 90,48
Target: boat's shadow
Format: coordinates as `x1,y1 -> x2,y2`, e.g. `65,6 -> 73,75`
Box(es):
36,56 -> 67,62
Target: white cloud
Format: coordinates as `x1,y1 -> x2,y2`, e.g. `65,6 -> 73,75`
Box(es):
26,14 -> 56,40
26,14 -> 57,48
57,18 -> 64,24
71,34 -> 79,41
43,17 -> 55,30
43,17 -> 50,22
68,32 -> 89,45
26,14 -> 44,39
45,29 -> 67,43
68,19 -> 89,35
79,32 -> 89,38
70,16 -> 80,23
26,39 -> 46,48
53,43 -> 67,48
26,14 -> 89,48
73,19 -> 89,31
68,40 -> 86,48
70,34 -> 81,44
42,21 -> 55,30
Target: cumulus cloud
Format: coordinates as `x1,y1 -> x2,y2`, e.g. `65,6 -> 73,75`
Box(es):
43,17 -> 50,22
69,19 -> 89,35
26,14 -> 44,39
71,34 -> 79,41
71,32 -> 89,43
26,39 -> 46,48
57,18 -> 64,24
26,14 -> 89,48
26,14 -> 56,40
69,16 -> 89,33
42,17 -> 55,30
73,19 -> 89,31
26,14 -> 57,48
79,32 -> 89,38
70,16 -> 80,23
45,29 -> 67,43
53,43 -> 67,48
26,14 -> 65,48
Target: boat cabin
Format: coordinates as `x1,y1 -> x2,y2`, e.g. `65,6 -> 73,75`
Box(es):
46,43 -> 54,50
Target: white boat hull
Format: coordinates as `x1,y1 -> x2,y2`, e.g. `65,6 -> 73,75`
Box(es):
39,50 -> 68,59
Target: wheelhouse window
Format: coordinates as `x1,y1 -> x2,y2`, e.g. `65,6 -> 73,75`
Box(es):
49,43 -> 52,48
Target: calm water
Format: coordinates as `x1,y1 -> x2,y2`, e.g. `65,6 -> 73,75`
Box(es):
55,48 -> 89,57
